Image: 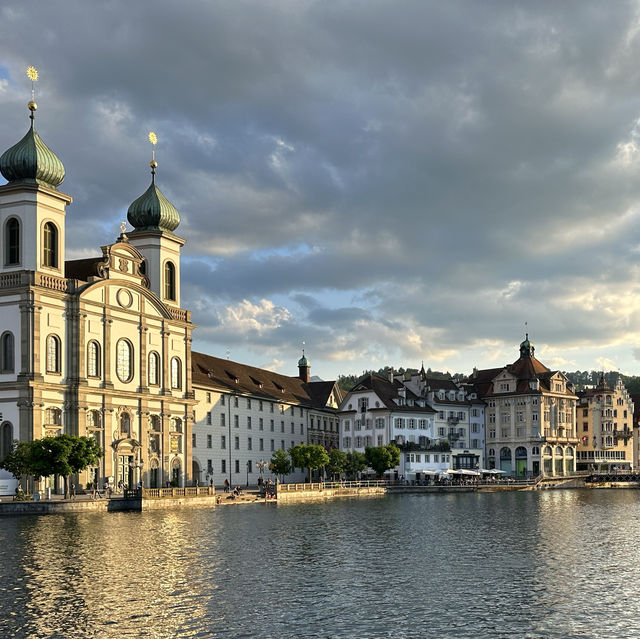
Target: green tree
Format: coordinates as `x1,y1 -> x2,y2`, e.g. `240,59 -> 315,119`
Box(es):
326,448 -> 348,480
0,440 -> 32,483
289,444 -> 330,482
344,450 -> 367,479
269,449 -> 292,482
364,444 -> 401,479
27,435 -> 102,499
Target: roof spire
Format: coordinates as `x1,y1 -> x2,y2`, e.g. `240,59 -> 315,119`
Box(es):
127,131 -> 180,232
26,66 -> 38,124
0,66 -> 65,188
148,131 -> 157,183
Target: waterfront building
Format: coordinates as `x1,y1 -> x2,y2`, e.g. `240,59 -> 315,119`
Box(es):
575,375 -> 634,471
468,335 -> 578,476
633,393 -> 640,471
403,367 -> 485,471
191,351 -> 342,486
339,372 -> 443,480
0,99 -> 194,494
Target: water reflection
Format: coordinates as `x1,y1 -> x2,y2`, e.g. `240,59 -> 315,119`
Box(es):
1,491 -> 640,638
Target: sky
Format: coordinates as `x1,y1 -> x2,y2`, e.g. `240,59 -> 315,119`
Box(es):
3,1 -> 640,381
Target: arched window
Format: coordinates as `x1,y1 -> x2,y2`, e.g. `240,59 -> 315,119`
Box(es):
171,417 -> 182,433
116,339 -> 133,383
0,422 -> 13,462
43,222 -> 58,268
87,341 -> 101,377
0,332 -> 14,373
5,218 -> 20,265
148,351 -> 160,386
171,357 -> 181,389
46,334 -> 61,373
164,261 -> 176,301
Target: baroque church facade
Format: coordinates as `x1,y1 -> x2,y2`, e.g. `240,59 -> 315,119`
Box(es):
0,99 -> 194,494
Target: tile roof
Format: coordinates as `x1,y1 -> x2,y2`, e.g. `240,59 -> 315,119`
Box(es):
191,350 -> 340,410
346,373 -> 435,413
466,355 -> 574,398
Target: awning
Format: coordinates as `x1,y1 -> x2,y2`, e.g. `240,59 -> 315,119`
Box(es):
458,469 -> 480,476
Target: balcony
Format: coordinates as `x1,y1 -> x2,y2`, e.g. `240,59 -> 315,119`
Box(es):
613,429 -> 632,441
447,416 -> 460,426
448,430 -> 462,443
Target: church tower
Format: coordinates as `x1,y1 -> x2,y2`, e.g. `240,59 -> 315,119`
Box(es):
126,137 -> 184,308
0,83 -> 71,277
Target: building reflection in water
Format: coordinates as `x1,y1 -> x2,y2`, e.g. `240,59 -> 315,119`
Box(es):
2,511 -> 220,638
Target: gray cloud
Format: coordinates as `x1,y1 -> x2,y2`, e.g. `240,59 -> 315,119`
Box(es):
3,1 -> 640,378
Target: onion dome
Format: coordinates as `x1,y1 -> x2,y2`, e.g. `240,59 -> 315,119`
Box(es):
298,354 -> 309,367
519,333 -> 535,358
0,103 -> 65,188
127,161 -> 180,233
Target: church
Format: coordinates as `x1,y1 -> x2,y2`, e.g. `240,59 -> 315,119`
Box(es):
0,96 -> 194,494
0,91 -> 343,495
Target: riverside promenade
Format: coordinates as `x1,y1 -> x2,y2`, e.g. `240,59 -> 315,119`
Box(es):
3,471 -> 638,515
0,486 -> 217,516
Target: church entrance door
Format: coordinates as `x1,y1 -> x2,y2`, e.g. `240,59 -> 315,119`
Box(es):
117,455 -> 133,489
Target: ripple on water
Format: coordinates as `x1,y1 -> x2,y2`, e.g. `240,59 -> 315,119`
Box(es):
1,490 -> 640,638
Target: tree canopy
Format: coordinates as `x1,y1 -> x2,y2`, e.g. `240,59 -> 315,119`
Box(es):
289,444 -> 330,482
344,450 -> 367,479
0,435 -> 102,498
326,448 -> 348,479
269,449 -> 292,482
364,444 -> 401,478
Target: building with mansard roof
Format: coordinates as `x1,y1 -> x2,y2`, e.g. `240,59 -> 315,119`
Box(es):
0,99 -> 194,494
467,335 -> 578,476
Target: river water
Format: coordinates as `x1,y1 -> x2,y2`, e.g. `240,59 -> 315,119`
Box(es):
1,489 -> 639,638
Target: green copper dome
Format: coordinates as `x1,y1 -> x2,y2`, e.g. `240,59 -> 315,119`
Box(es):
0,119 -> 65,188
127,172 -> 180,233
298,355 -> 309,367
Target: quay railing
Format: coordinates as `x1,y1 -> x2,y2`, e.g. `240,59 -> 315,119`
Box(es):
277,480 -> 389,492
123,487 -> 216,499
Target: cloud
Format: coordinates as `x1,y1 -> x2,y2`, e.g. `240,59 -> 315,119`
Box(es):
2,1 -> 640,379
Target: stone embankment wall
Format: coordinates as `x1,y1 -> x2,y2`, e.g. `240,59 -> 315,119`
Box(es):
277,485 -> 387,503
0,495 -> 218,516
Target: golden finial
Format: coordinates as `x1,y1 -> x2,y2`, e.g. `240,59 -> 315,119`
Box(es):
148,131 -> 158,176
26,66 -> 39,115
26,66 -> 39,82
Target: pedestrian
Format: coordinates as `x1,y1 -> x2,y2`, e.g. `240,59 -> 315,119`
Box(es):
224,478 -> 230,493
71,483 -> 76,499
